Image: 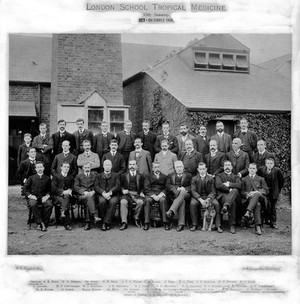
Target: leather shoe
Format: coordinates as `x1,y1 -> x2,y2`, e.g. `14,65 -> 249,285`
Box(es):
143,223 -> 149,230
65,225 -> 72,230
190,225 -> 196,232
120,222 -> 127,230
217,227 -> 223,233
41,222 -> 47,232
229,226 -> 236,234
176,225 -> 184,232
101,223 -> 107,231
221,205 -> 228,215
164,223 -> 170,230
255,225 -> 262,235
134,219 -> 141,228
84,223 -> 90,231
166,210 -> 174,219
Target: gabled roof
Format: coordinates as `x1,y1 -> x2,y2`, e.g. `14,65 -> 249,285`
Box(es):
259,53 -> 291,79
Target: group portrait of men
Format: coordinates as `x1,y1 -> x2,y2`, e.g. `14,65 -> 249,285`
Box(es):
16,116 -> 285,236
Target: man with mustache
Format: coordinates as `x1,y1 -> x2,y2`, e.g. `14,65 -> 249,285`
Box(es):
138,120 -> 157,161
154,121 -> 178,155
210,121 -> 232,154
77,140 -> 100,174
154,139 -> 177,176
73,118 -> 94,156
180,139 -> 203,176
176,124 -> 195,158
215,160 -> 242,234
204,139 -> 226,177
193,125 -> 210,158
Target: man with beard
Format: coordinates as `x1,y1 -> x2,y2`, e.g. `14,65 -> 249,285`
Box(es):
210,121 -> 232,154
154,122 -> 178,155
166,160 -> 192,232
73,118 -> 94,156
24,161 -> 52,231
51,162 -> 74,230
204,139 -> 226,176
74,162 -> 101,231
176,124 -> 195,158
215,160 -> 242,234
180,139 -> 203,176
93,121 -> 115,160
154,139 -> 177,176
101,139 -> 126,175
119,159 -> 145,230
193,125 -> 210,157
144,162 -> 170,230
253,139 -> 276,169
32,123 -> 53,176
233,117 -> 258,162
94,160 -> 120,231
51,119 -> 76,157
77,140 -> 100,174
128,137 -> 152,176
138,120 -> 157,161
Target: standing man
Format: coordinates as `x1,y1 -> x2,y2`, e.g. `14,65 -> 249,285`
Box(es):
190,162 -> 222,232
233,117 -> 258,162
204,139 -> 226,176
74,162 -> 100,231
180,139 -> 203,176
77,140 -> 100,173
32,123 -> 53,176
241,163 -> 269,235
129,137 -> 152,176
154,121 -> 178,155
176,124 -> 195,158
51,119 -> 76,157
23,161 -> 52,231
210,121 -> 232,154
73,118 -> 94,156
101,139 -> 126,175
94,160 -> 120,231
226,138 -> 250,178
17,147 -> 37,189
119,159 -> 145,230
258,158 -> 284,229
165,160 -> 192,232
253,139 -> 276,169
116,120 -> 136,166
215,160 -> 242,234
144,162 -> 170,230
93,121 -> 115,160
51,140 -> 78,179
154,139 -> 177,176
17,133 -> 32,167
51,162 -> 74,230
138,120 -> 157,161
193,125 -> 210,158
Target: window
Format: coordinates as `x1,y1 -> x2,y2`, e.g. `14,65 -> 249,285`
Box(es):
109,109 -> 127,135
208,53 -> 221,69
88,108 -> 104,133
236,55 -> 248,71
194,52 -> 208,68
222,54 -> 235,70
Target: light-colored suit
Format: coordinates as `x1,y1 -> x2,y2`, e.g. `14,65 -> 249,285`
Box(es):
77,151 -> 100,173
129,149 -> 152,176
154,150 -> 177,176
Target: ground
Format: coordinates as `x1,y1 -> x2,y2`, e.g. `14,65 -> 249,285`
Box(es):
7,186 -> 291,255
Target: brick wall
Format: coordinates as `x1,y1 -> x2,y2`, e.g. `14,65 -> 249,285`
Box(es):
40,85 -> 51,126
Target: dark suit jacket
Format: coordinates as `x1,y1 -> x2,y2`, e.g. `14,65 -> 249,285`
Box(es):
166,172 -> 192,198
120,172 -> 144,194
51,152 -> 78,178
193,135 -> 210,158
94,172 -> 120,196
23,174 -> 51,198
258,166 -> 284,200
211,133 -> 232,153
191,174 -> 216,200
215,172 -> 241,199
138,131 -> 157,160
73,129 -> 94,156
17,158 -> 36,181
74,172 -> 97,195
52,131 -> 76,156
226,150 -> 250,177
233,130 -> 258,153
180,150 -> 203,176
129,149 -> 152,176
93,132 -> 115,159
154,134 -> 179,155
51,173 -> 74,201
204,151 -> 226,176
144,172 -> 167,196
176,133 -> 195,158
253,150 -> 276,168
116,131 -> 136,153
17,143 -> 32,167
241,175 -> 268,199
32,134 -> 53,165
101,152 -> 126,174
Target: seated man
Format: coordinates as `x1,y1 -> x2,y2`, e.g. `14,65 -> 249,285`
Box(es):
166,160 -> 192,232
144,162 -> 169,231
74,162 -> 100,230
94,160 -> 120,231
119,159 -> 145,230
241,163 -> 269,235
190,162 -> 222,233
180,139 -> 202,176
23,161 -> 52,231
77,139 -> 100,173
215,160 -> 242,234
51,162 -> 74,230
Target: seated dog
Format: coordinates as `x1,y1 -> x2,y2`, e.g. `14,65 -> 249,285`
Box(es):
202,201 -> 216,231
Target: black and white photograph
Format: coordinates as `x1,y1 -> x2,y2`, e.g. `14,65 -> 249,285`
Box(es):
8,32 -> 291,255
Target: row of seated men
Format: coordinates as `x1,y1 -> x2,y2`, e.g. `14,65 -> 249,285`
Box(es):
22,153 -> 283,235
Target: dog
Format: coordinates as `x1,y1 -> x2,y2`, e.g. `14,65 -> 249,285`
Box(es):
202,201 -> 216,231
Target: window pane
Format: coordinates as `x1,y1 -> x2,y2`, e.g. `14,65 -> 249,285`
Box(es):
88,109 -> 103,122
222,54 -> 235,67
236,55 -> 248,69
89,122 -> 101,134
110,110 -> 124,122
110,122 -> 123,135
195,52 -> 207,64
208,53 -> 221,66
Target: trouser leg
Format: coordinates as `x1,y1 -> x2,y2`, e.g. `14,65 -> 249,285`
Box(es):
270,198 -> 278,225
190,198 -> 200,226
58,195 -> 72,226
104,196 -> 119,224
159,197 -> 169,223
247,193 -> 261,212
42,199 -> 53,227
133,198 -> 144,221
178,199 -> 186,226
28,199 -> 42,224
144,197 -> 152,224
86,195 -> 97,222
169,191 -> 189,214
97,196 -> 108,220
253,202 -> 261,225
212,199 -> 221,227
120,198 -> 129,224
